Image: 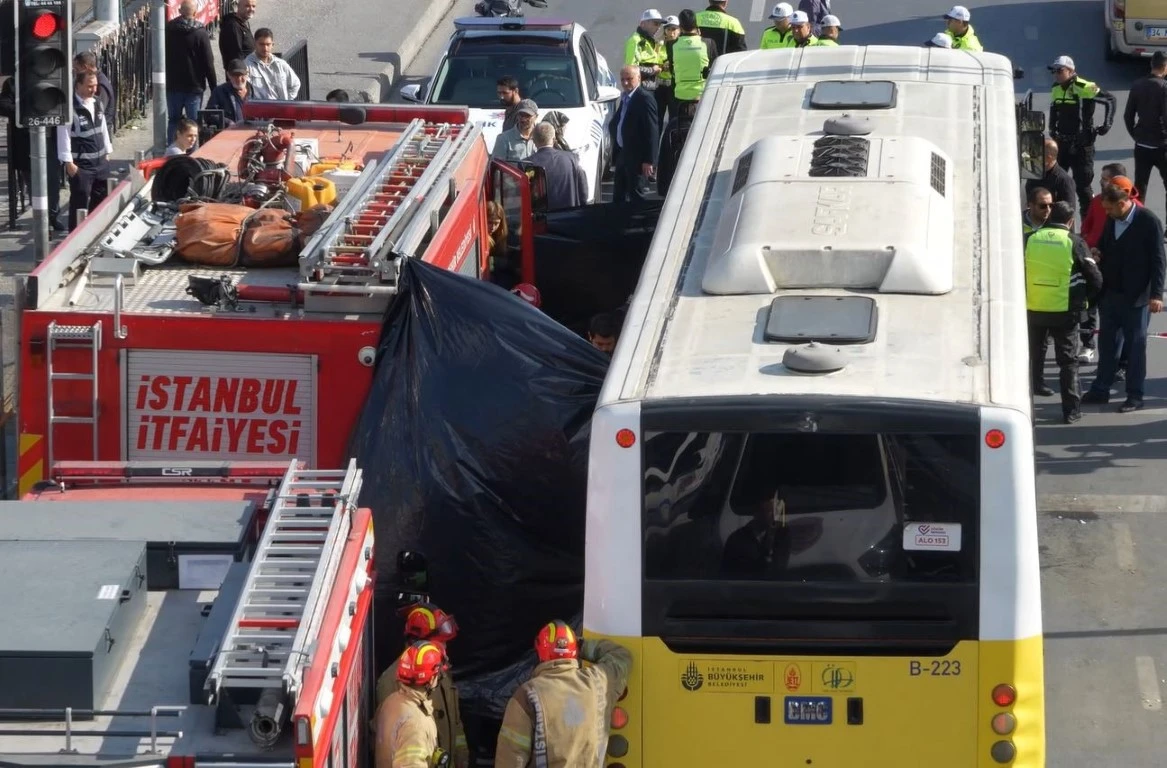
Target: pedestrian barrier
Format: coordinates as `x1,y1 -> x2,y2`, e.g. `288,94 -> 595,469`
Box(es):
278,39 -> 311,101
90,6 -> 152,136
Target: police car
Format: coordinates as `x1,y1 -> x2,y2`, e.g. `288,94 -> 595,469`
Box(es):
399,17 -> 620,203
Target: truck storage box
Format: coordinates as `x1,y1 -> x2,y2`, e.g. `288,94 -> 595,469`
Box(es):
187,560 -> 251,705
0,500 -> 259,590
0,540 -> 149,713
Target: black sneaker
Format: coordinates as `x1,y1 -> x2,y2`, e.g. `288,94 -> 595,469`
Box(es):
1081,390 -> 1110,405
1063,410 -> 1082,424
1033,385 -> 1055,397
1119,399 -> 1144,413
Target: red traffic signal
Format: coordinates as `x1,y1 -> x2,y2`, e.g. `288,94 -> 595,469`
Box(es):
30,12 -> 62,40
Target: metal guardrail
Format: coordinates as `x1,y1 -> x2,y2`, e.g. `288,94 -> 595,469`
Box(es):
92,5 -> 152,136
278,39 -> 310,102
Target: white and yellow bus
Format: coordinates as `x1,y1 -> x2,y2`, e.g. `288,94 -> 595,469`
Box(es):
586,46 -> 1045,767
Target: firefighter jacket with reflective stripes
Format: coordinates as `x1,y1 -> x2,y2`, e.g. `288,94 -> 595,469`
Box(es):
376,684 -> 439,768
673,33 -> 713,102
1023,224 -> 1101,314
943,26 -> 983,51
494,639 -> 634,768
377,663 -> 468,768
1049,76 -> 1116,145
625,29 -> 665,90
760,26 -> 794,49
697,6 -> 747,53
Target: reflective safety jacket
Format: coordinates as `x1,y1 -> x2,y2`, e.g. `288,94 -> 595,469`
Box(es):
760,26 -> 794,49
811,37 -> 838,46
625,29 -> 665,90
377,664 -> 468,768
943,26 -> 983,51
673,34 -> 713,102
494,639 -> 634,768
697,6 -> 747,53
793,34 -> 820,47
1049,76 -> 1116,146
1023,224 -> 1101,314
376,685 -> 439,768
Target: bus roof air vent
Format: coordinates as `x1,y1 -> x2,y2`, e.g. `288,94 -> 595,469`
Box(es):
763,295 -> 877,344
822,115 -> 873,136
781,342 -> 847,374
702,135 -> 955,296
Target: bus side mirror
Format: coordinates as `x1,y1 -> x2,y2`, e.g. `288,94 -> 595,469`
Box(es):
1019,129 -> 1044,181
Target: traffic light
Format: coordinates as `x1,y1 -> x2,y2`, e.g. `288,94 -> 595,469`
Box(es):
14,0 -> 72,128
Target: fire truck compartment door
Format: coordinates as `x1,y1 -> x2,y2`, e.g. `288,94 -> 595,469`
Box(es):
125,350 -> 316,464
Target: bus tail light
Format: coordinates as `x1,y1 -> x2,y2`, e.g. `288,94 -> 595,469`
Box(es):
611,706 -> 628,729
991,712 -> 1016,735
167,756 -> 195,768
984,429 -> 1006,449
615,428 -> 636,448
991,683 -> 1016,707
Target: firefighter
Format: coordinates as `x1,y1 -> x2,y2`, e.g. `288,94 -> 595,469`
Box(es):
697,0 -> 747,55
375,603 -> 468,768
1048,55 -> 1117,218
941,5 -> 982,51
625,10 -> 667,127
494,621 -> 633,768
760,3 -> 795,49
376,641 -> 449,768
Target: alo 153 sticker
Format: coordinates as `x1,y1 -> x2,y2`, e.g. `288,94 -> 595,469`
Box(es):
903,522 -> 962,552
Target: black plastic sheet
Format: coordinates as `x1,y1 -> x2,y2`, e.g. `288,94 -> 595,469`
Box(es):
351,259 -> 606,761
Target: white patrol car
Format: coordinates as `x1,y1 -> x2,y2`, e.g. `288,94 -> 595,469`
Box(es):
400,17 -> 620,203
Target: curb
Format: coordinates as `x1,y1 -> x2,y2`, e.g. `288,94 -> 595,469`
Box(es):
361,0 -> 457,103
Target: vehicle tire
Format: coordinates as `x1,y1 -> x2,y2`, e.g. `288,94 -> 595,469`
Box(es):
1105,28 -> 1118,62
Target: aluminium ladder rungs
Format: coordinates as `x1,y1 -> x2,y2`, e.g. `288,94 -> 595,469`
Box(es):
204,459 -> 363,700
45,321 -> 102,471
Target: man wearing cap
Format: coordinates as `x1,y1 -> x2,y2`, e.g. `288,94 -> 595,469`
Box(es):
205,58 -> 250,125
658,16 -> 682,126
941,5 -> 982,51
812,14 -> 841,45
761,4 -> 795,49
789,11 -> 818,47
492,99 -> 539,162
697,0 -> 747,55
626,11 -> 668,129
1048,55 -> 1116,218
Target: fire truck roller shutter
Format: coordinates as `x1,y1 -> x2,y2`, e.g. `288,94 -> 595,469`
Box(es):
125,350 -> 316,463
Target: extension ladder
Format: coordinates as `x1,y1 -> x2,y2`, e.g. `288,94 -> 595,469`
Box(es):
204,459 -> 364,703
45,322 -> 102,470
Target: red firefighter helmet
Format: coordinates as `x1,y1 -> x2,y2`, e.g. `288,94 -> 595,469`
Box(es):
534,620 -> 578,663
403,602 -> 459,644
396,641 -> 448,686
511,283 -> 542,308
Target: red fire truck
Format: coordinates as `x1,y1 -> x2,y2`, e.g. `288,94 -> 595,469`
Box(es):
16,101 -> 547,496
0,458 -> 375,768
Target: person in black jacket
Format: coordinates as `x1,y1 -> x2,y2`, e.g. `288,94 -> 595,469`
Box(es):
219,0 -> 257,75
205,59 -> 250,125
73,52 -> 116,134
1025,137 -> 1077,208
165,0 -> 217,144
1124,51 -> 1167,220
608,65 -> 659,205
1024,202 -> 1103,423
0,78 -> 64,233
1082,183 -> 1166,413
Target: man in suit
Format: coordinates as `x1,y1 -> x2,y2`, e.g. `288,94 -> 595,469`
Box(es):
526,123 -> 588,210
1081,182 -> 1166,413
609,65 -> 660,205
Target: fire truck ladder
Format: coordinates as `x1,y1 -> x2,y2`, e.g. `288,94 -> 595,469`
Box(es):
204,459 -> 363,730
45,321 -> 103,470
298,118 -> 477,294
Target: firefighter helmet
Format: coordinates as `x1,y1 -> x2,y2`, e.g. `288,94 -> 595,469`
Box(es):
534,620 -> 578,663
403,602 -> 459,644
396,641 -> 447,686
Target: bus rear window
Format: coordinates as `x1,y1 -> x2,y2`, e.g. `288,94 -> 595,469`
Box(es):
642,431 -> 979,584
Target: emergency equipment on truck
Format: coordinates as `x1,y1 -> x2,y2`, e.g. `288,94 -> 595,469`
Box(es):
16,101 -> 548,495
0,458 -> 376,768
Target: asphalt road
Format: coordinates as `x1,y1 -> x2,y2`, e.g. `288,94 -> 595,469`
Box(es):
398,1 -> 1167,764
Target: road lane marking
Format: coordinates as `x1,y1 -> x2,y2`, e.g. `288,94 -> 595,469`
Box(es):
751,0 -> 767,22
1114,522 -> 1136,571
1039,494 -> 1167,514
1136,656 -> 1162,711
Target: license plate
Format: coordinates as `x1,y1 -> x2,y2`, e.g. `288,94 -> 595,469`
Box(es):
1147,27 -> 1167,38
784,696 -> 833,725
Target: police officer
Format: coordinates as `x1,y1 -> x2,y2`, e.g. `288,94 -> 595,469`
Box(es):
760,3 -> 794,49
626,10 -> 667,128
814,14 -> 841,45
789,11 -> 817,47
941,5 -> 982,51
1048,55 -> 1116,218
494,622 -> 633,767
374,603 -> 468,768
1024,201 -> 1103,424
657,15 -> 681,127
58,69 -> 112,232
376,641 -> 449,768
697,0 -> 746,55
671,9 -> 717,119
